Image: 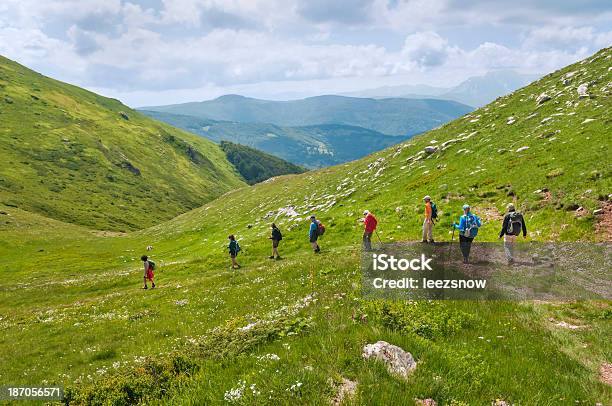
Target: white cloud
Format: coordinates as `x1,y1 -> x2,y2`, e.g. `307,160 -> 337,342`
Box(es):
0,0 -> 610,106
402,31 -> 458,68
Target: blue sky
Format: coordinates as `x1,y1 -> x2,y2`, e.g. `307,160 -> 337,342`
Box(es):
0,0 -> 610,106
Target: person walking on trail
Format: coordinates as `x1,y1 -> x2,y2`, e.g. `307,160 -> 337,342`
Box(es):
362,210 -> 378,251
422,195 -> 436,243
499,203 -> 527,264
141,255 -> 156,289
228,235 -> 241,269
269,223 -> 283,260
453,204 -> 482,264
309,215 -> 322,253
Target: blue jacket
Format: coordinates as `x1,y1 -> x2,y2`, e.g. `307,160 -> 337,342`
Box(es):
454,212 -> 481,236
309,221 -> 318,239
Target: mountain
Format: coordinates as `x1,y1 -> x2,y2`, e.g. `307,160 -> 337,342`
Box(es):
342,83 -> 449,99
441,70 -> 543,107
219,141 -> 306,185
1,48 -> 610,405
141,110 -> 411,168
342,70 -> 542,107
0,55 -> 245,231
141,94 -> 473,136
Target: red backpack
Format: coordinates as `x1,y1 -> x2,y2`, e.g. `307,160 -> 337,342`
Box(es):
317,221 -> 326,236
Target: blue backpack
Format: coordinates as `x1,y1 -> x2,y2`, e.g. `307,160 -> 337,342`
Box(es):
463,214 -> 481,238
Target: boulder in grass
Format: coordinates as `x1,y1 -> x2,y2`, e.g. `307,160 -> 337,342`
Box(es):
536,93 -> 551,105
516,146 -> 530,153
362,341 -> 417,379
119,111 -> 130,120
577,83 -> 589,98
424,146 -> 438,154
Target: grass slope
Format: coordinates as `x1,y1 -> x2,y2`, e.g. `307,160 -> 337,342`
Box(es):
141,94 -> 473,136
0,55 -> 245,231
219,141 -> 306,185
0,49 -> 610,405
140,110 -> 412,168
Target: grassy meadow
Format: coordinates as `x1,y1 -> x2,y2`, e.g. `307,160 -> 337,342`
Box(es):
0,49 -> 610,405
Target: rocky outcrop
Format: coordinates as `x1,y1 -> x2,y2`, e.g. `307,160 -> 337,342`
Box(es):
362,341 -> 416,379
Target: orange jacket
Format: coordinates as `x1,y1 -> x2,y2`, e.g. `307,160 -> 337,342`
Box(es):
424,202 -> 432,219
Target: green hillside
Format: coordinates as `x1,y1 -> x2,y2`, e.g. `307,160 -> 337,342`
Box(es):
140,110 -> 410,168
141,94 -> 473,136
0,55 -> 245,231
220,141 -> 306,184
0,48 -> 610,405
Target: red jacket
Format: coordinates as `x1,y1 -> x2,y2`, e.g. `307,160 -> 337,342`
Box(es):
364,213 -> 378,233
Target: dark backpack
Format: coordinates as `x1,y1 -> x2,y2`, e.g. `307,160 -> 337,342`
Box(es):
507,212 -> 523,236
430,202 -> 438,219
272,228 -> 282,241
235,241 -> 241,253
148,260 -> 156,270
317,221 -> 326,236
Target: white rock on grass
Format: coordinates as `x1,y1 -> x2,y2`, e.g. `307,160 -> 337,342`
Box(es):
415,399 -> 437,406
536,93 -> 551,105
581,118 -> 596,124
516,146 -> 530,153
362,341 -> 417,379
330,378 -> 357,406
506,117 -> 516,125
424,146 -> 438,154
577,83 -> 589,98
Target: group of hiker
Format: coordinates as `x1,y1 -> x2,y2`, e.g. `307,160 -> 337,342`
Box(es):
360,196 -> 527,265
140,196 -> 528,288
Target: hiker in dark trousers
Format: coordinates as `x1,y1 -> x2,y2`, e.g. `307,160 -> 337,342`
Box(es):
269,223 -> 282,260
453,204 -> 482,264
362,210 -> 378,251
228,235 -> 241,269
141,255 -> 156,289
499,203 -> 527,264
422,195 -> 434,243
309,215 -> 321,253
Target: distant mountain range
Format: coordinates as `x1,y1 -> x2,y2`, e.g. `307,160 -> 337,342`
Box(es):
140,94 -> 472,136
140,110 -> 411,168
342,70 -> 542,107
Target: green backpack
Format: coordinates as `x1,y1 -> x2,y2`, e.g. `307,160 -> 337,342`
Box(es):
148,260 -> 156,270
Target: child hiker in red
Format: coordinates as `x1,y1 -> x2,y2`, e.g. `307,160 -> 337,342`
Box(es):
141,255 -> 156,289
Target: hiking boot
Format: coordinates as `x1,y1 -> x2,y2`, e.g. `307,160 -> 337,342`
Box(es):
421,239 -> 428,243
143,286 -> 148,290
428,239 -> 435,243
269,256 -> 275,259
151,283 -> 156,289
275,256 -> 282,260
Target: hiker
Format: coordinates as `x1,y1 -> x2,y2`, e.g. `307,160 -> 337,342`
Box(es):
228,235 -> 241,269
269,223 -> 282,260
453,204 -> 481,263
422,195 -> 437,243
309,215 -> 322,253
362,210 -> 378,251
499,203 -> 527,264
141,255 -> 156,289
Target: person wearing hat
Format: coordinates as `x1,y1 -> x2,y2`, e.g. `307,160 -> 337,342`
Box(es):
362,210 -> 378,251
499,203 -> 527,264
422,195 -> 434,243
453,204 -> 482,263
309,215 -> 321,253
